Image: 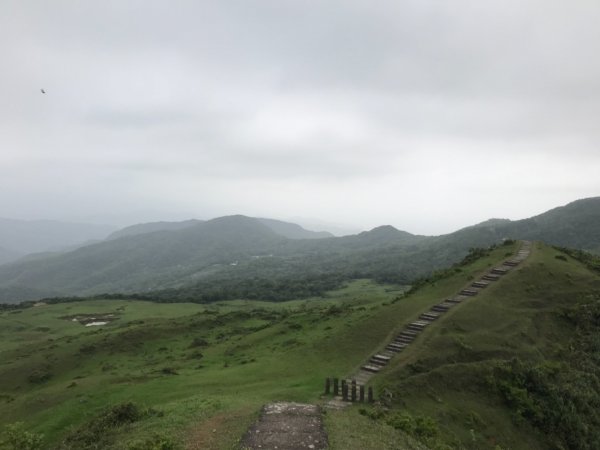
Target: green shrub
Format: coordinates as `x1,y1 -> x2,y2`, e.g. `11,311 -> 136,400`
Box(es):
27,367 -> 52,384
1,422 -> 44,450
57,402 -> 149,449
386,412 -> 439,438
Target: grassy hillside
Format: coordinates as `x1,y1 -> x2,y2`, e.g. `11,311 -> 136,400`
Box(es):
0,279 -> 411,449
361,242 -> 600,450
0,243 -> 521,449
3,240 -> 600,449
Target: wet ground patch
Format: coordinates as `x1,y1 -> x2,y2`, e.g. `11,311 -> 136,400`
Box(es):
60,313 -> 119,327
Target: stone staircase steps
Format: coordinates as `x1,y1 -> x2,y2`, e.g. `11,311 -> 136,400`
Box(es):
342,241 -> 532,397
482,274 -> 500,281
361,364 -> 381,373
459,288 -> 479,296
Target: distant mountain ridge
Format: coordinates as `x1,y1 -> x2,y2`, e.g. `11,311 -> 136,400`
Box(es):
107,219 -> 204,240
256,218 -> 334,239
0,218 -> 115,264
0,197 -> 598,303
107,217 -> 333,241
0,246 -> 21,266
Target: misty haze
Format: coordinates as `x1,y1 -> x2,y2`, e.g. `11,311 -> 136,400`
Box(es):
1,2 -> 599,450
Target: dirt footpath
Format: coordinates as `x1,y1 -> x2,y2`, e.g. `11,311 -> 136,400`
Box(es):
240,402 -> 328,449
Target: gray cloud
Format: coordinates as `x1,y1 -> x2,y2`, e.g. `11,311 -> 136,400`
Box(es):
1,0 -> 599,234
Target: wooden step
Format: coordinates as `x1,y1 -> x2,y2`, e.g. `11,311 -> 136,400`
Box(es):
407,321 -> 429,331
431,305 -> 449,312
491,267 -> 509,275
371,354 -> 391,363
386,343 -> 407,352
395,336 -> 413,344
369,358 -> 388,367
471,281 -> 490,288
503,260 -> 520,267
386,342 -> 410,350
459,289 -> 478,296
396,333 -> 415,341
482,274 -> 500,281
399,330 -> 419,337
432,303 -> 452,312
445,297 -> 464,304
362,364 -> 381,373
420,312 -> 440,321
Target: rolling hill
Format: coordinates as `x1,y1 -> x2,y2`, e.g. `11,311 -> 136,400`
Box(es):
2,242 -> 600,449
0,197 -> 599,304
367,242 -> 600,449
106,219 -> 204,240
0,246 -> 21,266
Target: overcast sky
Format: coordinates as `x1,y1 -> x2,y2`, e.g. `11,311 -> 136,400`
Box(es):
1,0 -> 599,235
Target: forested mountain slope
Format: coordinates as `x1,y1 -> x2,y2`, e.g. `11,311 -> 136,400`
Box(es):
0,197 -> 598,303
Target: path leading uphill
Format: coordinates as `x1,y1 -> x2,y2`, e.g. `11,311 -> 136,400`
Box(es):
240,243 -> 533,446
326,241 -> 533,406
240,402 -> 328,450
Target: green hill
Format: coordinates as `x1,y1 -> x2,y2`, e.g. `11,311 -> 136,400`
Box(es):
475,197 -> 600,253
0,247 -> 21,266
362,242 -> 600,449
2,241 -> 600,448
106,219 -> 204,240
1,197 -> 599,304
256,218 -> 334,239
0,216 -> 429,303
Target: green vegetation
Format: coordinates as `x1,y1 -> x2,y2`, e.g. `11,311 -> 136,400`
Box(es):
1,422 -> 44,450
368,242 -> 600,449
4,196 -> 600,304
3,240 -> 600,449
324,408 -> 428,450
0,279 -> 414,449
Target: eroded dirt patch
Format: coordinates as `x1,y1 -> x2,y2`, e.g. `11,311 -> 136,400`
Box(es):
241,402 -> 328,450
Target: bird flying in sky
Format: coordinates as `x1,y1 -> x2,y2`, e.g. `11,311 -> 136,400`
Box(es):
40,89 -> 45,94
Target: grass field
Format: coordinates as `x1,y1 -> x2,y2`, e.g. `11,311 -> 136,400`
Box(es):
0,278 -> 411,449
1,240 -> 559,450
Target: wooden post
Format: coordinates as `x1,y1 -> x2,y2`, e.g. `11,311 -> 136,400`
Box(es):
368,386 -> 374,403
359,385 -> 365,402
342,380 -> 348,401
333,378 -> 339,396
325,377 -> 331,395
351,380 -> 357,402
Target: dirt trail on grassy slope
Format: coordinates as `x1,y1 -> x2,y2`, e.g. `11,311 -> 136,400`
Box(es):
240,402 -> 328,450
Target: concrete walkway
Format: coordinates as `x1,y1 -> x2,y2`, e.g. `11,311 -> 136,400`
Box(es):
241,402 -> 328,450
